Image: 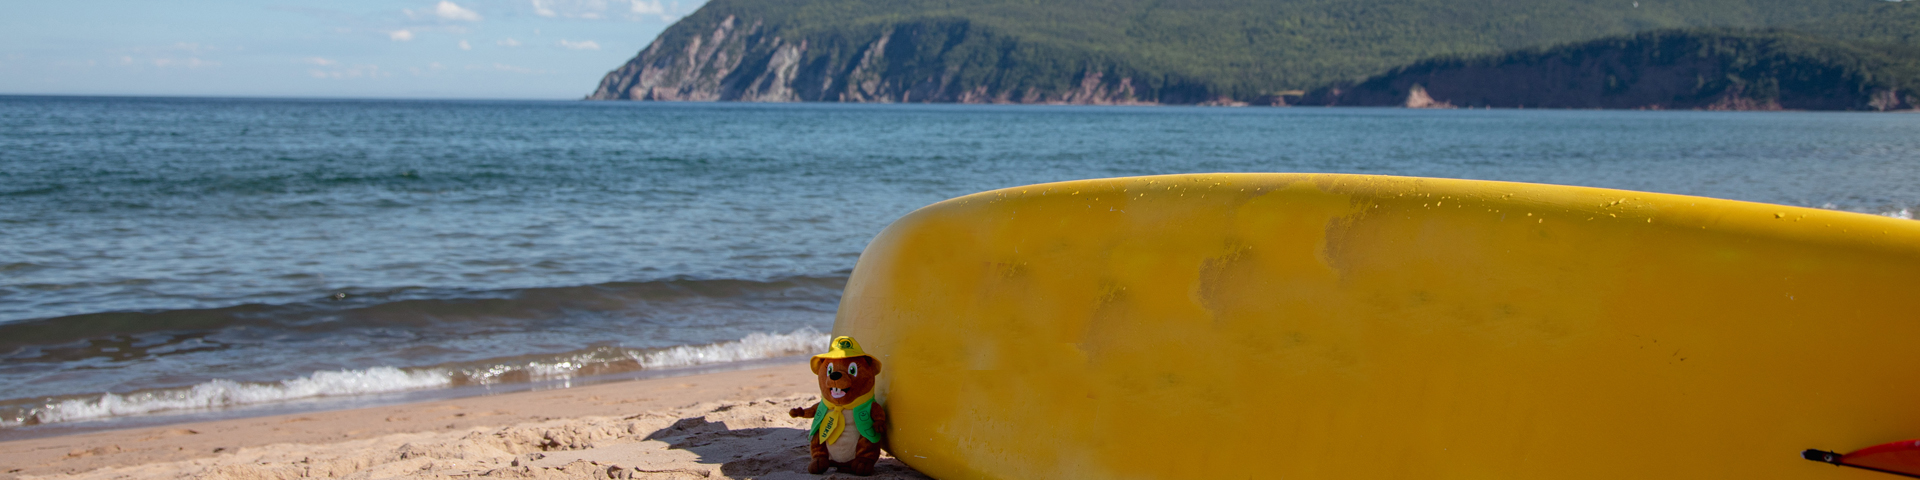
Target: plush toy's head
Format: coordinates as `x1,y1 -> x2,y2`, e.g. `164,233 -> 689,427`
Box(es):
811,336 -> 881,406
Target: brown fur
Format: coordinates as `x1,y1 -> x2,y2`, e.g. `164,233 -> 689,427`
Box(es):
788,356 -> 888,475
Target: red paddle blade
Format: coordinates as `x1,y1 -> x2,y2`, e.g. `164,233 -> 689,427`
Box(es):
1844,440 -> 1920,476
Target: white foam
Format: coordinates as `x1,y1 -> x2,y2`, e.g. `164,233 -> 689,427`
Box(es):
524,359 -> 589,379
11,329 -> 831,427
1816,203 -> 1914,221
632,328 -> 829,369
25,366 -> 451,425
455,329 -> 829,385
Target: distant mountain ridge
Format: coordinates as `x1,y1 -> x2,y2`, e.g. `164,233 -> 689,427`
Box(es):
587,0 -> 1920,108
1307,29 -> 1920,111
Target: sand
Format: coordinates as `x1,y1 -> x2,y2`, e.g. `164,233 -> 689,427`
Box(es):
0,363 -> 931,480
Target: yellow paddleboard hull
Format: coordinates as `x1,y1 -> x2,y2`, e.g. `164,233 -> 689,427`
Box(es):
834,173 -> 1920,479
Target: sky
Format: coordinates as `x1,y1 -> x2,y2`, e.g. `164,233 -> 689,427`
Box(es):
0,0 -> 708,99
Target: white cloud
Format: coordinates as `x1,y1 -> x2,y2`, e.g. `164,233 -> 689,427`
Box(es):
115,42 -> 230,55
462,63 -> 545,74
483,63 -> 541,74
97,43 -> 240,71
531,0 -> 559,17
559,39 -> 600,50
627,0 -> 685,21
531,0 -> 687,21
408,62 -> 449,76
305,57 -> 338,66
434,1 -> 483,21
497,38 -> 521,47
405,1 -> 482,21
311,64 -> 388,79
459,40 -> 472,50
390,29 -> 415,41
165,42 -> 210,54
531,0 -> 620,19
153,57 -> 219,68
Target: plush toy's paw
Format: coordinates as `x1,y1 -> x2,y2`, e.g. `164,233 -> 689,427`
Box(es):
788,407 -> 806,418
868,404 -> 889,432
848,460 -> 877,476
806,457 -> 830,474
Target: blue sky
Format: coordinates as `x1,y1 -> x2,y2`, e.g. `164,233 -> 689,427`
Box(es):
0,0 -> 708,99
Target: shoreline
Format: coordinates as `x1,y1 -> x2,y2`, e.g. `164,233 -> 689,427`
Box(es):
0,363 -> 927,479
2,355 -> 820,443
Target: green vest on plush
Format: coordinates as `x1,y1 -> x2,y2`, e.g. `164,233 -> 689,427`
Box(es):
809,394 -> 882,445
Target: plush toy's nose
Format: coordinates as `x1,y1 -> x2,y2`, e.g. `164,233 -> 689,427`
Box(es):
828,371 -> 843,381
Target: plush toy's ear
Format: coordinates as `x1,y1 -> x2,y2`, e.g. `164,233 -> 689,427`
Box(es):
863,357 -> 881,376
810,358 -> 824,375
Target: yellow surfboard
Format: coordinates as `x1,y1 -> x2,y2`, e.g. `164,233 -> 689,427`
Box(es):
832,173 -> 1920,479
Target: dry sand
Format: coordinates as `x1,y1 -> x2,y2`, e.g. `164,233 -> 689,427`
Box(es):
0,363 -> 931,480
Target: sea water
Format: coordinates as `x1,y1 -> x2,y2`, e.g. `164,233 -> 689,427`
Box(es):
2,96 -> 1916,436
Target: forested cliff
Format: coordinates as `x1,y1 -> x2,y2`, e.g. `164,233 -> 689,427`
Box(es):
587,0 -> 1920,109
1307,29 -> 1920,111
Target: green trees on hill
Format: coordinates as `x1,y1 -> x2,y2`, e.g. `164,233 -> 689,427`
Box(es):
1311,29 -> 1920,110
600,0 -> 1920,107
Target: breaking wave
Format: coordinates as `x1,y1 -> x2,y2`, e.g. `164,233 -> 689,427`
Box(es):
18,367 -> 449,427
3,329 -> 827,429
451,329 -> 829,385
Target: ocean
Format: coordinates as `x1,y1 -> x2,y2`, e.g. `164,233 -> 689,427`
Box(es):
2,95 -> 1916,438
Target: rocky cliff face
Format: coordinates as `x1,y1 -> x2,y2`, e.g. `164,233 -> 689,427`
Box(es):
589,16 -> 790,102
588,15 -> 1225,104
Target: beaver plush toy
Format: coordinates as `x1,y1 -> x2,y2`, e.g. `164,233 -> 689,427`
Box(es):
789,336 -> 889,475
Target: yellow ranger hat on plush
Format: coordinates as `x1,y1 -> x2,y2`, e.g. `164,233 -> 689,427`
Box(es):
811,336 -> 870,371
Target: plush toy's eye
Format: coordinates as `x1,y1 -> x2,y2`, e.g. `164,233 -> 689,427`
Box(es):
849,363 -> 859,377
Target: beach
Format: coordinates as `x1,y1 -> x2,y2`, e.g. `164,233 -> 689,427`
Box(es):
4,98 -> 1918,479
0,363 -> 928,479
7,99 -> 1916,436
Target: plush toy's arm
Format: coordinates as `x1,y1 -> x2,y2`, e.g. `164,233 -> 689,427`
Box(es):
869,402 -> 889,433
789,403 -> 817,418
